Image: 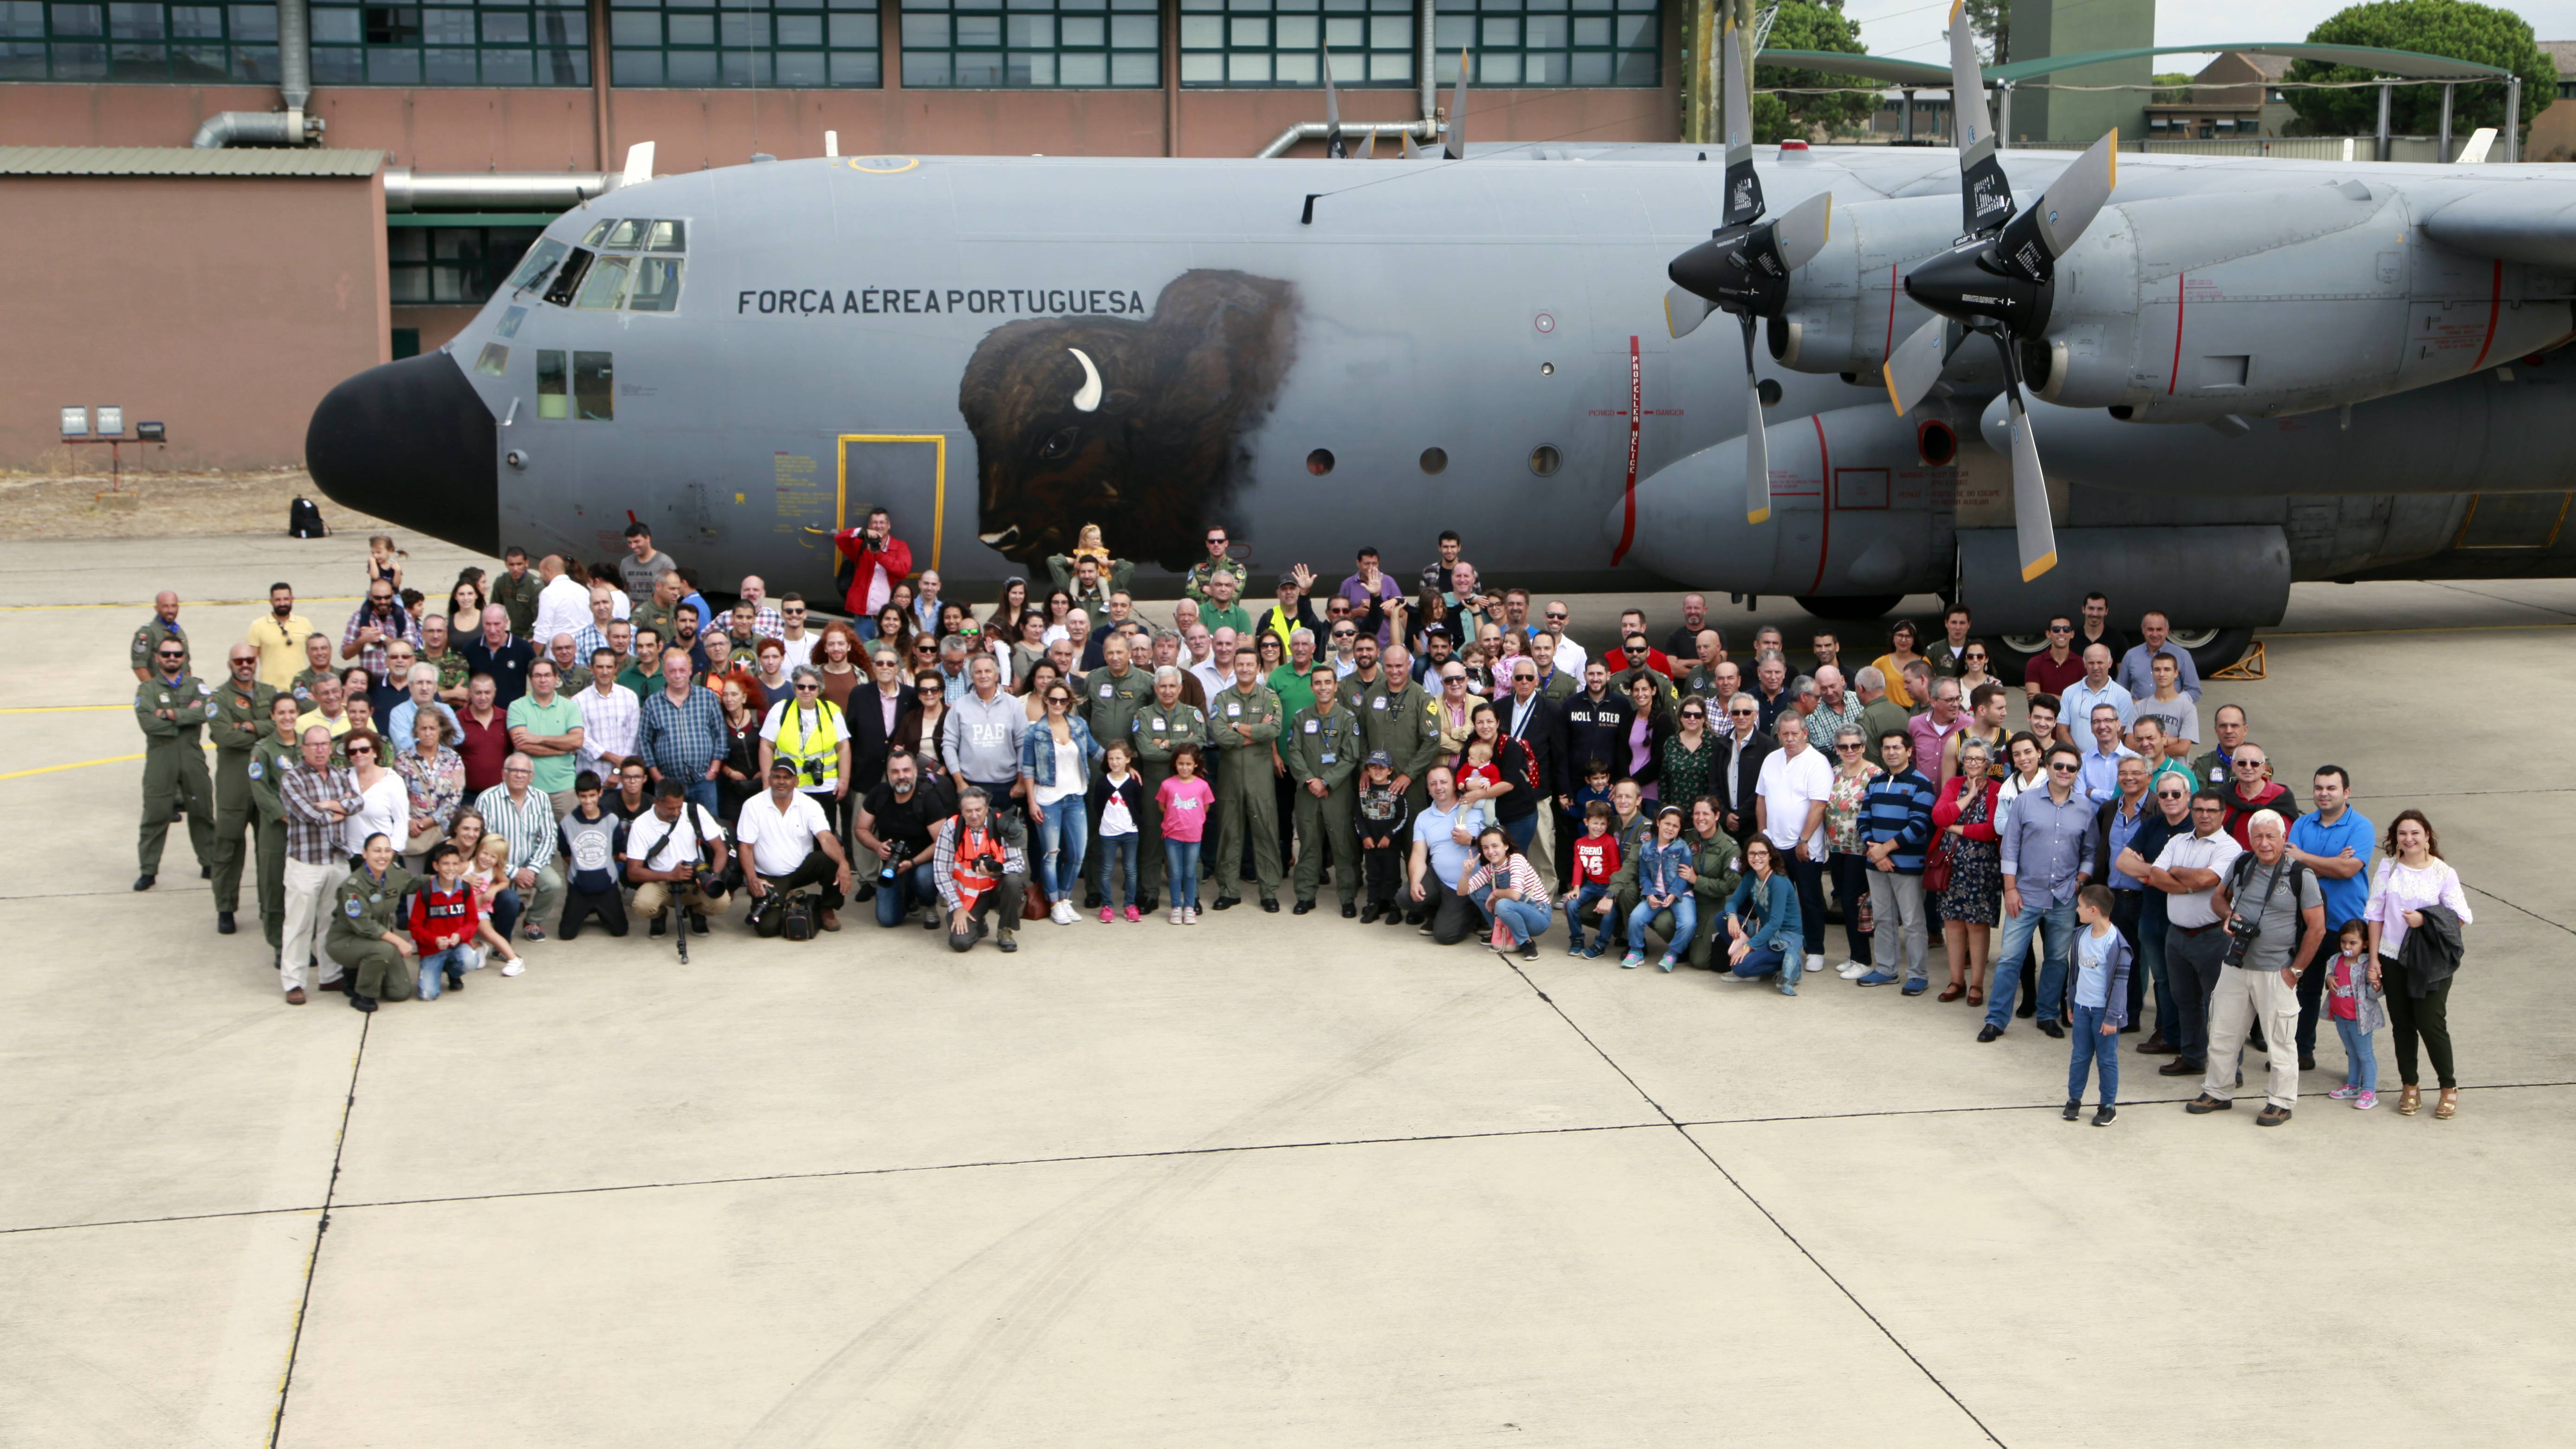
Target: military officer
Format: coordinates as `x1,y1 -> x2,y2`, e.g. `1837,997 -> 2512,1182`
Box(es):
246,693 -> 303,953
1130,665 -> 1206,913
1353,641 -> 1443,824
130,590 -> 188,683
208,645 -> 280,933
1283,663 -> 1364,916
134,636 -> 216,890
1182,525 -> 1249,607
1080,634 -> 1157,906
325,832 -> 416,1012
1206,643 -> 1284,912
488,546 -> 544,640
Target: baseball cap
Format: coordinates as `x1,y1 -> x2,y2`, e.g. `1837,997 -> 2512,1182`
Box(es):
1364,750 -> 1393,768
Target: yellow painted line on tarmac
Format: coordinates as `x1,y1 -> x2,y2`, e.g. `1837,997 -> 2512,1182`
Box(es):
0,742 -> 214,780
0,596 -> 361,611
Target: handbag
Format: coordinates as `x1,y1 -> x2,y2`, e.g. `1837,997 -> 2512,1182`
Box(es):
1921,818 -> 1954,895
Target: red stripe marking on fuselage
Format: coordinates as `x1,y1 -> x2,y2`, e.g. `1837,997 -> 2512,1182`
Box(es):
2167,272 -> 2187,395
1806,413 -> 1832,595
2471,259 -> 2504,369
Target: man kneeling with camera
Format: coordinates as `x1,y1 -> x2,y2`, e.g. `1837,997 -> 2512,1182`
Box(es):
624,778 -> 733,938
741,759 -> 854,936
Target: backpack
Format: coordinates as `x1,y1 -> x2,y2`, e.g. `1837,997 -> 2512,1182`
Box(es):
288,496 -> 327,538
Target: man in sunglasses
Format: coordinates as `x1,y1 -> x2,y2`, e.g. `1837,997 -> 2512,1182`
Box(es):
2117,773 -> 2201,1056
208,645 -> 282,933
1983,743 -> 2097,1043
1535,601 -> 1586,678
2021,615 -> 2087,700
1712,690 -> 1774,845
134,638 -> 218,892
1184,527 -> 1248,608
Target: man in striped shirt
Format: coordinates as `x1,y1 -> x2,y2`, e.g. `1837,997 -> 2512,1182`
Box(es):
473,752 -> 564,941
1856,730 -> 1938,992
278,726 -> 362,1002
576,647 -> 641,779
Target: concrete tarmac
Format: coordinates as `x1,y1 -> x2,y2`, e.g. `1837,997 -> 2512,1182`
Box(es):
5,530 -> 2572,1448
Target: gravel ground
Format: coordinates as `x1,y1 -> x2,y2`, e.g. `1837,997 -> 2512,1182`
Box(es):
0,469 -> 394,542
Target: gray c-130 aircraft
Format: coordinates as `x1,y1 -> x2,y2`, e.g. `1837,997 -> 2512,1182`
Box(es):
307,18 -> 2576,672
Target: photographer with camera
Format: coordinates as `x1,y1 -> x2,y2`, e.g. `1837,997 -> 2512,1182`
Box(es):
757,666 -> 852,815
740,761 -> 853,935
856,748 -> 953,928
2185,810 -> 2324,1126
830,505 -> 913,631
935,786 -> 1028,953
622,778 -> 732,940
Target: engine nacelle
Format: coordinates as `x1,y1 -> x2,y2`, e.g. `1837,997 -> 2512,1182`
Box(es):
1958,526 -> 2291,634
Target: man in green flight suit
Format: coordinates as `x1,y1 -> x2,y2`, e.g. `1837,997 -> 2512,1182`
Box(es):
246,693 -> 303,954
1129,664 -> 1206,913
1080,633 -> 1157,907
1206,642 -> 1283,912
130,590 -> 188,683
1351,640 -> 1442,827
1284,663 -> 1364,917
1182,524 -> 1248,607
134,636 -> 215,892
207,644 -> 280,934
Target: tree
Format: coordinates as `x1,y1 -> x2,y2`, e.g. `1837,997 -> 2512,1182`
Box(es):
2284,0 -> 2552,136
1962,0 -> 2007,66
1751,0 -> 1880,142
2151,71 -> 2193,105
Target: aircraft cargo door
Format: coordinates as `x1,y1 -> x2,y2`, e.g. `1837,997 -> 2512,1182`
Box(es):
829,433 -> 951,609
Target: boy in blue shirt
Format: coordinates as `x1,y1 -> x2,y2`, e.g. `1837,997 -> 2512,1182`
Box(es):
2065,883 -> 2133,1126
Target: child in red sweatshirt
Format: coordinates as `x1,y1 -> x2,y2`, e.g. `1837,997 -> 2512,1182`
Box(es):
1560,800 -> 1625,959
410,841 -> 520,998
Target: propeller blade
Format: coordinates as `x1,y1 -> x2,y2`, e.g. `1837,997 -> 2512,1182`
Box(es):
1947,0 -> 2010,237
1359,126 -> 1376,160
1401,129 -> 1422,160
1718,10 -> 1761,228
1994,126 -> 2116,282
1443,49 -> 1471,160
1666,286 -> 1716,339
1742,316 -> 1772,525
1322,47 -> 1346,157
1770,190 -> 1833,272
1882,316 -> 1948,415
1990,334 -> 2057,580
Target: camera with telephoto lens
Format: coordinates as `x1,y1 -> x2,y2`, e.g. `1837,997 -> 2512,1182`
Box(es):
2220,912 -> 2262,968
796,754 -> 828,785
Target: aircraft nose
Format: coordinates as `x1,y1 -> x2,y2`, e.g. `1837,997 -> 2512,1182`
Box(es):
305,352 -> 498,554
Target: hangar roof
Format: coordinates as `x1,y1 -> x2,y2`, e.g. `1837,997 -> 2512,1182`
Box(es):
0,147 -> 385,178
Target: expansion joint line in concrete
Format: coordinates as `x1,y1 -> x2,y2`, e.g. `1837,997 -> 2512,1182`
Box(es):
267,1014 -> 370,1449
1502,959 -> 2011,1449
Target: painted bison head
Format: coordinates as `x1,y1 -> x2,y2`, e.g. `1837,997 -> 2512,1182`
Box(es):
958,269 -> 1298,571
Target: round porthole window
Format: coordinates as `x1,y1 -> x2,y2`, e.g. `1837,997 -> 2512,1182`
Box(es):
1307,448 -> 1335,476
1917,419 -> 1958,466
1757,379 -> 1783,406
1528,445 -> 1560,477
1420,447 -> 1448,474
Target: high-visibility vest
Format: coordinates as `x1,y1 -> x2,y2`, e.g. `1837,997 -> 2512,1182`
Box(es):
773,699 -> 843,791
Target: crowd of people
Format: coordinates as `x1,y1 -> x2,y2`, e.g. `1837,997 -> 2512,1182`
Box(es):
128,516 -> 2479,1124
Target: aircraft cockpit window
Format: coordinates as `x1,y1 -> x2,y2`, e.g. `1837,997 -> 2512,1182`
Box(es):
541,247 -> 595,307
626,257 -> 684,313
574,253 -> 634,310
537,350 -> 569,419
573,351 -> 615,421
581,220 -> 614,247
496,305 -> 528,339
602,218 -> 649,251
646,219 -> 686,252
473,343 -> 510,377
507,239 -> 568,295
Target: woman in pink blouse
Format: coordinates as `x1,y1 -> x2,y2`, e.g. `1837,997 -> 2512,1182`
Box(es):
2363,809 -> 2472,1119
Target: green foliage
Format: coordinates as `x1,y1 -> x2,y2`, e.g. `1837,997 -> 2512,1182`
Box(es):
2285,0 -> 2553,135
1751,0 -> 1879,142
2151,71 -> 2194,104
1962,0 -> 2006,65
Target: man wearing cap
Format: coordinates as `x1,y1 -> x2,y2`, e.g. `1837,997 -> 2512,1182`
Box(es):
207,643 -> 280,932
1256,567 -> 1325,655
134,634 -> 216,892
1283,663 -> 1364,916
740,760 -> 854,932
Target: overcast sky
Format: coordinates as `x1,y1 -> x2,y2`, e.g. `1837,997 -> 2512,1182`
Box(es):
1844,0 -> 2576,71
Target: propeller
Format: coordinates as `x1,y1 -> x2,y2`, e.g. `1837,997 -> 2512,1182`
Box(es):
1661,10 -> 1831,525
1401,129 -> 1421,160
1442,49 -> 1470,160
1879,0 -> 2116,580
1322,47 -> 1346,157
1358,125 -> 1376,160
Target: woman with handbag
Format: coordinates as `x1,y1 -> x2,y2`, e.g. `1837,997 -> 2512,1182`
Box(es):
2364,809 -> 2473,1118
1931,737 -> 2005,1004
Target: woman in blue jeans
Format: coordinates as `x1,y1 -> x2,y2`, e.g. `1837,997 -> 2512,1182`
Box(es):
1017,682 -> 1096,925
1462,826 -> 1553,961
1723,837 -> 1806,996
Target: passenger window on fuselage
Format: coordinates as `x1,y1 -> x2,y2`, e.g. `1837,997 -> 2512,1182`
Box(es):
537,349 -> 569,419
575,253 -> 634,309
473,343 -> 510,377
626,257 -> 683,312
574,351 -> 615,420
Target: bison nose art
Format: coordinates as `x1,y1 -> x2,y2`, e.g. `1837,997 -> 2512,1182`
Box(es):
1067,348 -> 1102,413
979,525 -> 1023,550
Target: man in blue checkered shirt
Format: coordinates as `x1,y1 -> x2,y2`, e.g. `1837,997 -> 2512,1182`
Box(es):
636,649 -> 727,817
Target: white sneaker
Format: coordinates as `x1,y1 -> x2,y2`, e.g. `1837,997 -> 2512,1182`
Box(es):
499,958 -> 525,977
1169,907 -> 1184,925
1837,960 -> 1868,979
1806,954 -> 1827,977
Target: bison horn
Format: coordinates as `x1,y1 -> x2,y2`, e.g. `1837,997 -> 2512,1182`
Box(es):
1067,347 -> 1103,413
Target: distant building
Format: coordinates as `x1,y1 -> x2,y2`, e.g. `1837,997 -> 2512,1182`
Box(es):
1869,90 -> 1953,142
2005,0 -> 2149,144
2527,40 -> 2576,162
2145,51 -> 2295,140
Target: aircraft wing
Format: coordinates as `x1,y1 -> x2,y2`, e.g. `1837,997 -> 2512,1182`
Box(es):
2422,181 -> 2576,273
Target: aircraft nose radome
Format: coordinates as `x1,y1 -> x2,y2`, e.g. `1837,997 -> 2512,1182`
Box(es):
305,352 -> 499,555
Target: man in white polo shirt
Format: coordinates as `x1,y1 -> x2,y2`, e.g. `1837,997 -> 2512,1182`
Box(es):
2135,789 -> 2243,1081
1754,710 -> 1836,979
738,759 -> 853,932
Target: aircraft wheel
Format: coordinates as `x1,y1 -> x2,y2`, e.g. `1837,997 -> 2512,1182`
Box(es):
1796,594 -> 1902,622
2183,627 -> 2257,677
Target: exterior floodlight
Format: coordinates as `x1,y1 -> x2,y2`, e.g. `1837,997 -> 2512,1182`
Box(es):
60,406 -> 89,436
97,406 -> 125,435
137,421 -> 167,442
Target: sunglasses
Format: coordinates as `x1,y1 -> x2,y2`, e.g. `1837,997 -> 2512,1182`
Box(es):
1836,741 -> 1863,750
795,682 -> 819,691
2157,790 -> 2188,800
1681,710 -> 1704,719
347,744 -> 375,757
1331,629 -> 1355,639
2049,762 -> 2080,773
1544,612 -> 1567,621
1728,707 -> 1757,716
2047,625 -> 2074,633
158,651 -> 187,660
1206,537 -> 1227,546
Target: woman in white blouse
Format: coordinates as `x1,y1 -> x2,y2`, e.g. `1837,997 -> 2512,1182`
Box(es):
341,730 -> 410,860
2363,809 -> 2473,1119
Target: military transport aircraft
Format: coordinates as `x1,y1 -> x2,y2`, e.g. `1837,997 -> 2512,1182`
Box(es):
308,6 -> 2576,673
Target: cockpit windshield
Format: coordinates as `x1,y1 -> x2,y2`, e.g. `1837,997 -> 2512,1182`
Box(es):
507,238 -> 569,295
540,218 -> 686,312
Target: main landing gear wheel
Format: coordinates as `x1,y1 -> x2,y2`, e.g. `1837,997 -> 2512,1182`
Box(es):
1796,595 -> 1903,622
1995,627 -> 2259,679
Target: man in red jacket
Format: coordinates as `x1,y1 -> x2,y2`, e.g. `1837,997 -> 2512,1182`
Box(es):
833,506 -> 914,627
